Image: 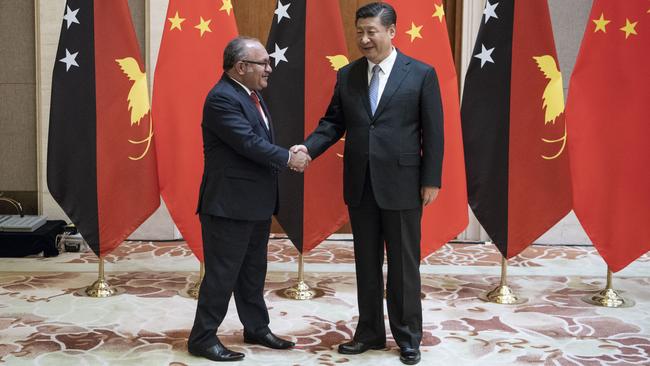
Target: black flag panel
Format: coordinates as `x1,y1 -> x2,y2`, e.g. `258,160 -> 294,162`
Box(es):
262,1 -> 306,251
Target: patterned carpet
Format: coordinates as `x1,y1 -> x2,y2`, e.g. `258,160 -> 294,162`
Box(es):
1,238 -> 649,365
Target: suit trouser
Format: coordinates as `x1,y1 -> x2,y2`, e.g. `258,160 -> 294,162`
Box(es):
188,214 -> 272,349
348,173 -> 423,349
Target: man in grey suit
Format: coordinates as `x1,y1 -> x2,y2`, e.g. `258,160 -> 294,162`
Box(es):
292,3 -> 443,365
188,36 -> 310,362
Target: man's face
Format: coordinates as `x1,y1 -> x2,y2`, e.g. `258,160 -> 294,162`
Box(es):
239,42 -> 272,91
356,16 -> 395,64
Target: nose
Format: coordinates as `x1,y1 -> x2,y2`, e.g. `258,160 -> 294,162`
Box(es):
265,63 -> 272,74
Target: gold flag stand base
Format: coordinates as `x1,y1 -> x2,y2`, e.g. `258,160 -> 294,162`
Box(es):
582,268 -> 634,308
181,262 -> 205,299
75,257 -> 124,297
478,257 -> 527,305
276,253 -> 324,300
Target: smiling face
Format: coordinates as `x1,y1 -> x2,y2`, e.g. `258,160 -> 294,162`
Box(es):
237,41 -> 272,91
355,16 -> 395,64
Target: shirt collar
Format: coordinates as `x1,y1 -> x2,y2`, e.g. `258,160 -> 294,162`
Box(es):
367,47 -> 397,74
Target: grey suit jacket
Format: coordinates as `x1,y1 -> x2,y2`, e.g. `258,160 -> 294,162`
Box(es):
304,51 -> 444,210
196,74 -> 290,220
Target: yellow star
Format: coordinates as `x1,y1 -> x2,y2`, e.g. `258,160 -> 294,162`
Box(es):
432,3 -> 445,22
168,11 -> 185,31
195,17 -> 212,37
405,22 -> 423,42
220,0 -> 233,16
592,13 -> 610,33
619,18 -> 638,39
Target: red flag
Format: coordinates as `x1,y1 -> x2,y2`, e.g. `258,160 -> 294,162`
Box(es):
391,1 -> 468,258
152,0 -> 238,261
303,1 -> 349,252
48,0 -> 160,257
566,0 -> 650,272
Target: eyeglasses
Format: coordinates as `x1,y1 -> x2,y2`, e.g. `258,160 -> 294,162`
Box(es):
241,59 -> 271,68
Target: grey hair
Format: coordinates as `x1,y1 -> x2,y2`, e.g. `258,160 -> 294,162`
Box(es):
223,36 -> 259,70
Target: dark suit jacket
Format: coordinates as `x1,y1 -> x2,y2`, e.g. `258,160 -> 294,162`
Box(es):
196,74 -> 290,221
304,51 -> 444,210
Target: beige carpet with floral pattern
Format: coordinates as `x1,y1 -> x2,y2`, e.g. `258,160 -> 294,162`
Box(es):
1,236 -> 649,365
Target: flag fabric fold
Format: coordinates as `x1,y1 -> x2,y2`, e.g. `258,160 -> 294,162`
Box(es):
152,0 -> 238,261
566,0 -> 650,272
461,0 -> 572,258
48,0 -> 160,257
263,0 -> 349,253
391,0 -> 469,259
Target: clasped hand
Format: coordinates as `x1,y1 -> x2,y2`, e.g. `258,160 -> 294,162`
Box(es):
288,145 -> 311,172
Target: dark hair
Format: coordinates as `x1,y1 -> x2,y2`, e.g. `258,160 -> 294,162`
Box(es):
223,36 -> 259,70
355,2 -> 397,27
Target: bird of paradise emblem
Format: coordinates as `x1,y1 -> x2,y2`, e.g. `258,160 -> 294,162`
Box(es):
116,57 -> 154,161
533,55 -> 567,160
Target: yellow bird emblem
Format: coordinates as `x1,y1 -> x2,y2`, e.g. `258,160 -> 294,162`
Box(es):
533,55 -> 564,124
116,57 -> 150,125
326,55 -> 349,71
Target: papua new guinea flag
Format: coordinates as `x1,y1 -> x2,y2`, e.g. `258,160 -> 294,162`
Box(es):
461,0 -> 572,258
262,0 -> 349,253
47,0 -> 160,257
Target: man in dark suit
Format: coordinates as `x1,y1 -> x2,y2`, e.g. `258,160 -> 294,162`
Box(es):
292,3 -> 443,365
187,36 -> 310,362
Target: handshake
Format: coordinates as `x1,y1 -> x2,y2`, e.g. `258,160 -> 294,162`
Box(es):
287,145 -> 311,173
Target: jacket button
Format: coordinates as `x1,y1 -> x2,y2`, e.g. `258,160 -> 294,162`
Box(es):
370,125 -> 375,129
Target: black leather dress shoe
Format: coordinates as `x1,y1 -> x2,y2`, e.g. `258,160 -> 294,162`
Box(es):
337,340 -> 386,355
399,348 -> 421,365
188,340 -> 244,362
243,331 -> 295,349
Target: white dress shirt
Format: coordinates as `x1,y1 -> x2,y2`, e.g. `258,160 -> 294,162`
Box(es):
367,47 -> 398,102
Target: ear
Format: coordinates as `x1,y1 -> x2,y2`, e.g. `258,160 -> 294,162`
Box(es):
388,24 -> 396,39
235,61 -> 246,75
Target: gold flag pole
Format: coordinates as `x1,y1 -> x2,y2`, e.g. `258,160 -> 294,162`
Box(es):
479,256 -> 527,304
186,261 -> 205,299
277,253 -> 324,300
582,267 -> 634,308
78,257 -> 123,297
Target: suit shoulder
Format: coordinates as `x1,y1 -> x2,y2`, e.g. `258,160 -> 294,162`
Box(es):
337,57 -> 365,76
404,55 -> 436,74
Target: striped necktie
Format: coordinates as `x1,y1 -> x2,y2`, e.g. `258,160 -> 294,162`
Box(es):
368,64 -> 381,115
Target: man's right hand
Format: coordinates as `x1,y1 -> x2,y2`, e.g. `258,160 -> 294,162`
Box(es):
288,150 -> 311,172
290,145 -> 309,155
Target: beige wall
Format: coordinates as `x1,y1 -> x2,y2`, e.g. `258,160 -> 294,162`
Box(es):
0,0 -> 37,214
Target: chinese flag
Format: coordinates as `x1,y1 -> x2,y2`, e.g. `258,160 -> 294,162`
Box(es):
48,0 -> 160,257
263,0 -> 349,253
565,0 -> 650,272
391,1 -> 469,258
461,0 -> 572,258
152,0 -> 238,261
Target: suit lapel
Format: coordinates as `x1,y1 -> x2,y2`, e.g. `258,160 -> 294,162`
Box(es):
372,52 -> 410,121
351,61 -> 373,119
257,93 -> 274,142
225,75 -> 272,141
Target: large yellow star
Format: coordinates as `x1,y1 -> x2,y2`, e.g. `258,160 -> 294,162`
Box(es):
619,18 -> 638,39
592,13 -> 610,33
195,17 -> 212,37
220,0 -> 233,16
405,22 -> 423,42
432,3 -> 445,22
168,11 -> 185,31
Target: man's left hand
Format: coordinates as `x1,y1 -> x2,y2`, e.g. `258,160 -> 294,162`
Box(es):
421,186 -> 440,207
